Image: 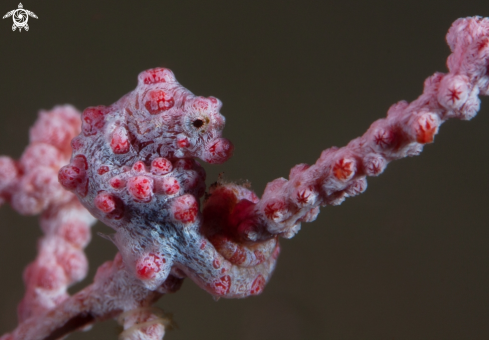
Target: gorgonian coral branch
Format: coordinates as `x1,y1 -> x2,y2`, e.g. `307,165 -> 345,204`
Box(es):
0,106 -> 96,321
217,16 -> 489,243
0,16 -> 487,340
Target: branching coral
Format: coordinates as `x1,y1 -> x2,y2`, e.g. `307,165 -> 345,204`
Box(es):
0,16 -> 488,340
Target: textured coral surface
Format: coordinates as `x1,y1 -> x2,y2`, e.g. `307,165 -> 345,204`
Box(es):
0,15 -> 487,340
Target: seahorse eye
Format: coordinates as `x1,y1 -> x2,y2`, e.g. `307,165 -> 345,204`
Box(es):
193,119 -> 204,129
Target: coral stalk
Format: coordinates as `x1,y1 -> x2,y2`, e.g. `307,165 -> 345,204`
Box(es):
0,106 -> 96,321
219,17 -> 489,243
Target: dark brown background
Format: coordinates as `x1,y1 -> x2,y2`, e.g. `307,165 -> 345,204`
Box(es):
0,1 -> 488,339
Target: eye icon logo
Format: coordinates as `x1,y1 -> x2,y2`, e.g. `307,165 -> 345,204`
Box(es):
3,3 -> 37,32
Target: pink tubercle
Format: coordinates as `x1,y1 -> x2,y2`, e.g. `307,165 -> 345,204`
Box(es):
136,253 -> 166,280
127,176 -> 154,202
73,155 -> 88,170
138,67 -> 175,85
82,106 -> 107,136
203,138 -> 234,164
110,126 -> 130,154
171,194 -> 198,223
110,176 -> 126,190
151,157 -> 172,175
212,258 -> 221,269
58,165 -> 82,191
144,90 -> 175,115
176,136 -> 190,148
250,274 -> 266,295
94,191 -> 117,213
213,275 -> 232,296
200,240 -> 207,250
70,137 -> 84,152
228,247 -> 247,265
160,177 -> 180,195
58,155 -> 89,197
132,161 -> 146,173
97,166 -> 109,175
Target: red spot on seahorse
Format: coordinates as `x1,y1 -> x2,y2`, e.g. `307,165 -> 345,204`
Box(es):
213,275 -> 231,296
250,275 -> 266,295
